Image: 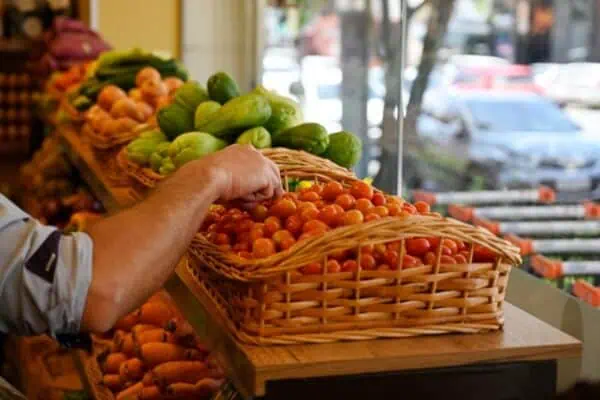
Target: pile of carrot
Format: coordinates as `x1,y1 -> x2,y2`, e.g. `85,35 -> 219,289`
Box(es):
97,293 -> 224,399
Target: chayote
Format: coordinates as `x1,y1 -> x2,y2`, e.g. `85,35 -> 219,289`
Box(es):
236,126 -> 272,149
168,131 -> 227,167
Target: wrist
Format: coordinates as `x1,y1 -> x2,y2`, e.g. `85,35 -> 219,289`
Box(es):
176,160 -> 223,203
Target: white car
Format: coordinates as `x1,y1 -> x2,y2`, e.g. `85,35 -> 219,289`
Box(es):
544,63 -> 600,108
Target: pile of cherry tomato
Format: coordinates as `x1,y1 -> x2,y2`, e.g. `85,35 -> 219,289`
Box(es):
201,181 -> 497,275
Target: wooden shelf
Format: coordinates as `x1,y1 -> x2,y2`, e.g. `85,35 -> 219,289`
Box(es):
59,126 -> 582,398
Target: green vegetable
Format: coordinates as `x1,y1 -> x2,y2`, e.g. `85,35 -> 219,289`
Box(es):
272,122 -> 330,155
139,129 -> 168,142
127,139 -> 165,166
168,132 -> 228,167
157,103 -> 194,139
194,101 -> 221,130
253,85 -> 303,134
149,142 -> 170,172
72,95 -> 93,111
159,158 -> 176,175
207,71 -> 240,104
323,131 -> 362,168
195,93 -> 272,137
174,81 -> 210,112
236,127 -> 272,149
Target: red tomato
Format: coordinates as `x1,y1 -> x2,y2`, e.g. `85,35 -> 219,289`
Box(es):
378,264 -> 392,271
402,203 -> 417,214
414,201 -> 431,214
440,255 -> 456,264
454,254 -> 467,264
403,255 -> 421,268
372,192 -> 386,206
303,220 -> 329,233
232,242 -> 249,252
473,245 -> 496,262
253,238 -> 276,258
272,230 -> 293,247
424,251 -> 437,266
406,238 -> 431,256
384,250 -> 399,267
318,205 -> 342,227
301,262 -> 322,275
285,215 -> 303,235
387,241 -> 401,252
251,204 -> 269,222
264,216 -> 282,237
238,251 -> 252,259
298,230 -> 325,241
441,239 -> 458,254
297,201 -> 318,212
374,244 -> 387,256
361,244 -> 374,254
219,244 -> 231,252
355,199 -> 374,214
235,219 -> 254,233
455,240 -> 467,251
371,206 -> 389,218
428,237 -> 441,248
350,181 -> 374,200
282,192 -> 298,201
387,204 -> 401,216
270,199 -> 297,219
342,260 -> 359,272
359,254 -> 376,270
249,224 -> 265,242
215,233 -> 230,245
326,260 -> 342,273
322,182 -> 344,201
330,249 -> 349,261
335,194 -> 356,210
280,237 -> 296,251
365,213 -> 381,222
299,191 -> 321,202
341,210 -> 364,226
441,246 -> 453,256
300,207 -> 320,222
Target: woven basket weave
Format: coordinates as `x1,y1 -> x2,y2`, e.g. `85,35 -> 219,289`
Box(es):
116,146 -> 165,188
186,148 -> 522,345
83,122 -> 151,151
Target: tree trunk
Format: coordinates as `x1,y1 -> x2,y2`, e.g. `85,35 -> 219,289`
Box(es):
375,0 -> 456,193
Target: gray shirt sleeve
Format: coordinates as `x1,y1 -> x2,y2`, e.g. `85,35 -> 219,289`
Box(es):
0,194 -> 93,336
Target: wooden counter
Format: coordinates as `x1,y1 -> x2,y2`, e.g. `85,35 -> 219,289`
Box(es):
59,127 -> 582,399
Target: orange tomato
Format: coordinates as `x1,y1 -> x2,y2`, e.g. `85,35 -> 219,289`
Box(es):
299,191 -> 321,202
441,239 -> 458,254
414,201 -> 431,214
322,182 -> 344,201
214,233 -> 230,246
297,201 -> 318,212
365,213 -> 381,222
232,242 -> 249,252
300,207 -> 320,222
371,206 -> 389,218
280,237 -> 296,251
440,255 -> 457,264
387,203 -> 401,216
372,192 -> 386,206
252,238 -> 276,258
329,249 -> 349,261
350,181 -> 374,200
264,216 -> 282,237
303,220 -> 328,233
301,262 -> 322,275
406,238 -> 431,256
384,250 -> 399,267
335,194 -> 356,210
374,244 -> 387,256
355,198 -> 374,214
270,199 -> 297,219
298,230 -> 325,241
318,205 -> 342,227
249,224 -> 265,242
235,219 -> 254,233
272,230 -> 294,247
341,210 -> 364,226
403,255 -> 421,268
402,203 -> 417,215
285,215 -> 303,235
252,204 -> 269,222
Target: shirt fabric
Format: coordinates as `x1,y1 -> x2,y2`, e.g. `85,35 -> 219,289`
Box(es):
0,194 -> 93,336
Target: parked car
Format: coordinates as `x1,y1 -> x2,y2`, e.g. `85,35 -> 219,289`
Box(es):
544,63 -> 600,108
451,65 -> 543,94
408,90 -> 600,192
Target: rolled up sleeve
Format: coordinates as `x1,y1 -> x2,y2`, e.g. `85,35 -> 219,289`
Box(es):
0,194 -> 93,336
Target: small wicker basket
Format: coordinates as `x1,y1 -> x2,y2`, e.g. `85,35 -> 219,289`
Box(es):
83,122 -> 150,151
116,146 -> 165,189
186,148 -> 522,345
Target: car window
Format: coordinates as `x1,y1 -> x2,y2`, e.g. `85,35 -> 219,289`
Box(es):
465,98 -> 580,133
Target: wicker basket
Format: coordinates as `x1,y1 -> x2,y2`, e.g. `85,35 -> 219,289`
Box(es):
83,122 -> 151,151
117,146 -> 165,189
186,149 -> 522,345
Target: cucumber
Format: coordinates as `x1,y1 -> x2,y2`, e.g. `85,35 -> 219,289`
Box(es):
272,123 -> 330,155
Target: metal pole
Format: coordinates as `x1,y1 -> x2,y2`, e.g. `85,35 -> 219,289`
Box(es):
396,0 -> 407,195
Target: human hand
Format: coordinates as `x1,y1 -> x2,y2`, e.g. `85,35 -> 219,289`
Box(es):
190,144 -> 283,206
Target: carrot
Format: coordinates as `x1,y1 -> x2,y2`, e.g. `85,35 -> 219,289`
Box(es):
194,378 -> 224,397
152,361 -> 209,387
119,358 -> 144,381
139,385 -> 161,400
121,334 -> 136,356
101,374 -> 122,391
136,329 -> 176,345
164,317 -> 194,338
142,372 -> 154,387
137,302 -> 173,327
165,382 -> 197,398
114,311 -> 140,331
113,330 -> 126,351
103,353 -> 127,374
116,382 -> 144,400
132,324 -> 160,337
139,343 -> 199,368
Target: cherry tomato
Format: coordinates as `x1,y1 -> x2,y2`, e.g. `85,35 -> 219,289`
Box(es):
371,206 -> 390,218
272,230 -> 294,247
365,213 -> 381,222
297,201 -> 318,212
335,194 -> 356,210
424,251 -> 437,265
280,237 -> 296,251
384,250 -> 399,267
330,249 -> 349,261
402,203 -> 417,214
361,244 -> 374,254
342,260 -> 359,272
235,219 -> 254,233
285,215 -> 303,235
249,224 -> 265,242
374,244 -> 387,256
403,255 -> 421,268
378,264 -> 392,271
215,233 -> 230,245
270,199 -> 297,219
441,246 -> 453,256
359,254 -> 376,270
387,241 -> 401,252
318,205 -> 342,227
264,216 -> 282,237
441,239 -> 458,254
219,244 -> 231,252
473,245 -> 496,262
298,230 -> 324,241
428,237 -> 441,248
251,204 -> 269,222
355,198 -> 374,214
350,181 -> 374,200
300,207 -> 320,222
341,210 -> 364,226
372,192 -> 386,206
322,182 -> 344,200
303,220 -> 329,233
440,255 -> 456,264
326,260 -> 342,273
238,251 -> 253,259
454,254 -> 467,264
301,262 -> 322,275
252,238 -> 276,258
282,192 -> 298,201
232,242 -> 249,252
414,201 -> 431,214
455,240 -> 467,251
406,238 -> 431,256
299,191 -> 321,202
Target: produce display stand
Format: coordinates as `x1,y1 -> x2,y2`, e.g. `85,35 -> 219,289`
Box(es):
57,126 -> 583,399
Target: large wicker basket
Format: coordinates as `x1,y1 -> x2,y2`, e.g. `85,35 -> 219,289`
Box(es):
186,148 -> 522,345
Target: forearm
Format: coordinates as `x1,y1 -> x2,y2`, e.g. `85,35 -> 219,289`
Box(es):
83,164 -> 219,331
